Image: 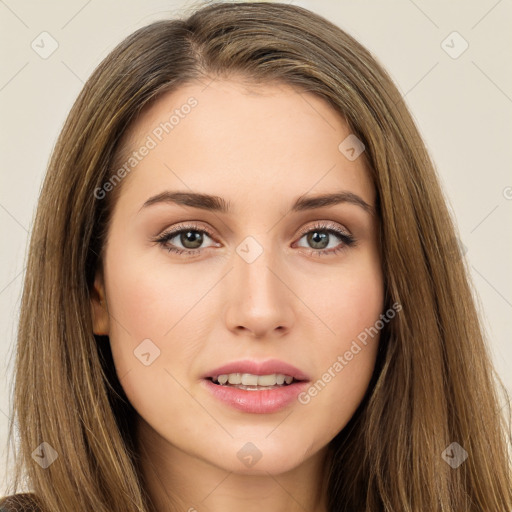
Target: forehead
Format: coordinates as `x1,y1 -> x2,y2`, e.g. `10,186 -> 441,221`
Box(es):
111,78 -> 375,212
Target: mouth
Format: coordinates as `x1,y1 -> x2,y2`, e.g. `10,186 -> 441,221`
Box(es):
207,372 -> 303,391
201,359 -> 310,413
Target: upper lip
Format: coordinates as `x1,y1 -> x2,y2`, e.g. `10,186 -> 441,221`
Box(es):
202,358 -> 310,381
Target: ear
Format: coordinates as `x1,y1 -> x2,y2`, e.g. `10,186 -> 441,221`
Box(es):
90,269 -> 110,335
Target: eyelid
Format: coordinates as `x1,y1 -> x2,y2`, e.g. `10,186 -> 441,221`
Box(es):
295,220 -> 352,238
155,220 -> 351,243
157,221 -> 216,239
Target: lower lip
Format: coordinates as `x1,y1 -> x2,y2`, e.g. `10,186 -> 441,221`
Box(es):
202,378 -> 309,414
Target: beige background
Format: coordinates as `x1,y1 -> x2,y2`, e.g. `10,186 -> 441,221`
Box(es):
1,0 -> 511,492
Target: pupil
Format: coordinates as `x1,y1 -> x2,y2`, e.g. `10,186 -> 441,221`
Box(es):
181,230 -> 203,249
308,231 -> 328,249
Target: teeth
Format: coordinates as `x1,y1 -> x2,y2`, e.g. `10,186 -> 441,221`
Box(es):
255,374 -> 276,386
212,373 -> 296,386
241,373 -> 258,386
228,373 -> 242,385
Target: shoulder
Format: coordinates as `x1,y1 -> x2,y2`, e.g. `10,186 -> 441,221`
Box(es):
0,493 -> 40,511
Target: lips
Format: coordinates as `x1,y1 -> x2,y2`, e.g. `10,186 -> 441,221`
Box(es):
202,358 -> 310,382
200,358 -> 311,413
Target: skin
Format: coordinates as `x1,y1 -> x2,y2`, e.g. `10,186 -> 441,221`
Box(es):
91,78 -> 384,512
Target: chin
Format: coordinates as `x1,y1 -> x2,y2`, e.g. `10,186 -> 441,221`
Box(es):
204,434 -> 321,476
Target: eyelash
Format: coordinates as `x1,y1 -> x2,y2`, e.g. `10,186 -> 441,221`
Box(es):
152,221 -> 356,258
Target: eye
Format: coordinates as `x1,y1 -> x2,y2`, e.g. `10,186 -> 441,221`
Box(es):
152,220 -> 356,258
153,223 -> 218,257
294,221 -> 356,256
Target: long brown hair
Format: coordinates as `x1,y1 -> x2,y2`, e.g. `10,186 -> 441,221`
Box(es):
2,2 -> 511,511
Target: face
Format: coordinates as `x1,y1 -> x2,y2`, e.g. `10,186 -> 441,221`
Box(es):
91,78 -> 384,477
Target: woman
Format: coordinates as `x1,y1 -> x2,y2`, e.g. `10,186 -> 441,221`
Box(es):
1,2 -> 511,511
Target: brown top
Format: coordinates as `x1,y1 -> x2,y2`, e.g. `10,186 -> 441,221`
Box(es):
0,493 -> 40,511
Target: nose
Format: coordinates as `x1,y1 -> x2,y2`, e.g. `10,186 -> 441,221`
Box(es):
223,238 -> 295,339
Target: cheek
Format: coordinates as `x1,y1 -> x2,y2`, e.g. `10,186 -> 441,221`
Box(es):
296,253 -> 384,425
303,247 -> 384,345
104,242 -> 222,350
102,253 -> 216,404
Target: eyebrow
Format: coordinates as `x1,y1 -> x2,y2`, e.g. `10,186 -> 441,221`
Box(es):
139,190 -> 374,215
